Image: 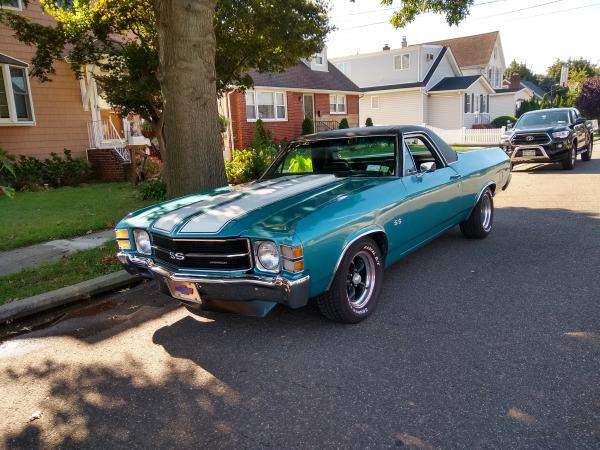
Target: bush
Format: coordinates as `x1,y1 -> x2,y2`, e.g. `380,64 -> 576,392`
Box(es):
225,148 -> 276,184
365,117 -> 373,127
250,119 -> 273,149
491,115 -> 516,128
218,114 -> 229,133
302,117 -> 314,135
0,148 -> 15,198
339,118 -> 349,129
138,179 -> 167,201
2,149 -> 91,191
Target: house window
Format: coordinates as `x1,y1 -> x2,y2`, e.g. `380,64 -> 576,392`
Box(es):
245,90 -> 286,121
493,48 -> 497,60
0,0 -> 22,10
394,54 -> 410,70
479,94 -> 485,113
464,93 -> 470,114
471,93 -> 475,113
425,53 -> 434,62
329,95 -> 346,114
0,64 -> 34,123
371,96 -> 379,109
313,51 -> 324,66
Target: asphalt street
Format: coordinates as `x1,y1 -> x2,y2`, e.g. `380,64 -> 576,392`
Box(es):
1,152 -> 599,449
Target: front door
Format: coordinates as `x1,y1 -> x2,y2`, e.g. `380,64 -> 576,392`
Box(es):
303,94 -> 314,121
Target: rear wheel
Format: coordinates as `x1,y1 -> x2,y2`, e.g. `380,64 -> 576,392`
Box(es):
317,238 -> 384,324
581,138 -> 593,162
460,188 -> 494,239
562,145 -> 576,170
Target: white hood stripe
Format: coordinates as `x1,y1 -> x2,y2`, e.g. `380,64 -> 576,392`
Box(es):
179,175 -> 337,234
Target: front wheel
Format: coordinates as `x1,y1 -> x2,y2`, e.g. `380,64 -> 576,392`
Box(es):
460,188 -> 494,239
562,145 -> 576,170
581,138 -> 593,162
317,238 -> 384,323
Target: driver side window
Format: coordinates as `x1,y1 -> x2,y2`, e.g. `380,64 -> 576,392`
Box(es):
404,135 -> 443,171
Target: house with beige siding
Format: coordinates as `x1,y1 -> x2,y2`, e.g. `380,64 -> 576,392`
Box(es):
331,31 -> 533,129
0,1 -> 144,180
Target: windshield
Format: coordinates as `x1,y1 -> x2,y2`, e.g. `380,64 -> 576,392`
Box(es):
516,110 -> 570,128
263,135 -> 397,179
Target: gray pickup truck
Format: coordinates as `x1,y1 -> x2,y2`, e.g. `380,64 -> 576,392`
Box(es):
500,107 -> 593,170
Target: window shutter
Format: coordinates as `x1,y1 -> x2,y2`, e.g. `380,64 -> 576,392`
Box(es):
486,95 -> 490,113
471,93 -> 474,113
464,94 -> 468,113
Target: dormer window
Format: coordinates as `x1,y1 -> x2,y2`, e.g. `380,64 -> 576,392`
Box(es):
425,53 -> 434,62
493,48 -> 497,60
394,54 -> 410,71
313,51 -> 324,66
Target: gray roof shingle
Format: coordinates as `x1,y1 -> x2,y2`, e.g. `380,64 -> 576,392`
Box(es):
247,61 -> 360,92
429,75 -> 481,92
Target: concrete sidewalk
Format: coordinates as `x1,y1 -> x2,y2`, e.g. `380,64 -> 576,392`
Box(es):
0,229 -> 113,276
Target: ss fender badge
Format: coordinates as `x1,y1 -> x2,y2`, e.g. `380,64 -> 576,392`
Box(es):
393,218 -> 402,226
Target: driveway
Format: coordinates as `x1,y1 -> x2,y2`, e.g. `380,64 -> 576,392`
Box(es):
1,154 -> 599,449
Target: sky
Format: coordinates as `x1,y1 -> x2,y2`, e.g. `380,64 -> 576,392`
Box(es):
326,0 -> 600,74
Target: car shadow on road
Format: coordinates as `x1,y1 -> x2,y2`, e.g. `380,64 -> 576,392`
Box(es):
3,207 -> 600,449
512,154 -> 600,174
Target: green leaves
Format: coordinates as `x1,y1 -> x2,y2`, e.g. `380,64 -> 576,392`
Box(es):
381,0 -> 475,28
0,153 -> 16,199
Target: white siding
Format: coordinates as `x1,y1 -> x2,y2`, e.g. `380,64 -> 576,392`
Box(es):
360,90 -> 424,126
489,89 -> 531,119
426,94 -> 462,129
463,80 -> 492,128
425,52 -> 458,90
331,45 -> 433,88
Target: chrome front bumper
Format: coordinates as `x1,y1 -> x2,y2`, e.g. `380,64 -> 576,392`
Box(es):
117,253 -> 311,308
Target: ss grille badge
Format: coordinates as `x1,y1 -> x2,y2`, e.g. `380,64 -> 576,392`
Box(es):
169,252 -> 185,261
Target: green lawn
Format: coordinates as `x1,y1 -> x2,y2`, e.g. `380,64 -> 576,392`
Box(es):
0,182 -> 152,251
0,242 -> 122,305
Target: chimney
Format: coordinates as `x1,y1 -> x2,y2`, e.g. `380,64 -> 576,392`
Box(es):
382,44 -> 390,51
509,73 -> 521,89
401,36 -> 407,48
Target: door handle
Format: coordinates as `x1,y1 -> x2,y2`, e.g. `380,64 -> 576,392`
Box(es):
450,174 -> 461,180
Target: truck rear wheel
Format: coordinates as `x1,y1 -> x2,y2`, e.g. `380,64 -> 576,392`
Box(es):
581,139 -> 593,162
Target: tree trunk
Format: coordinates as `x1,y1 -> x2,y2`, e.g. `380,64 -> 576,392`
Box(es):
152,0 -> 227,198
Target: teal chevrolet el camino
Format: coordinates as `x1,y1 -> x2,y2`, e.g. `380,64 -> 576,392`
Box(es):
115,126 -> 511,323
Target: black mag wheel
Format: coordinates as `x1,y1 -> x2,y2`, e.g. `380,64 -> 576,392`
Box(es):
562,145 -> 576,170
317,237 -> 384,324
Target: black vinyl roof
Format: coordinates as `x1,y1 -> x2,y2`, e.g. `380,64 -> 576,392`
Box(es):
297,125 -> 458,164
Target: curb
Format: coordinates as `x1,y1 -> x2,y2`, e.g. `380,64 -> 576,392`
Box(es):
0,271 -> 142,323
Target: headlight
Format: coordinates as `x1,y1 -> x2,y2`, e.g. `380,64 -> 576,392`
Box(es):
255,241 -> 280,272
133,229 -> 152,255
552,130 -> 570,139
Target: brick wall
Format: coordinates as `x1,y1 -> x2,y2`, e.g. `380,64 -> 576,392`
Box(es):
87,148 -> 133,182
0,2 -> 93,159
229,91 -> 361,149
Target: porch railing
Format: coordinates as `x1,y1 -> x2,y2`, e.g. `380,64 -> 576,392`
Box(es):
471,113 -> 492,125
315,120 -> 339,132
87,120 -> 130,162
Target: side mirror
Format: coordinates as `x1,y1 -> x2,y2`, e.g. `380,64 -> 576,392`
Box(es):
575,117 -> 586,125
416,162 -> 436,178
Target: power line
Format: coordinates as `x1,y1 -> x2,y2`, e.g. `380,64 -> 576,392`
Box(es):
477,0 -> 565,19
335,0 -> 592,31
331,0 -> 509,19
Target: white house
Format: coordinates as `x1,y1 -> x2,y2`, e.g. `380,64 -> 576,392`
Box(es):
331,31 -> 534,129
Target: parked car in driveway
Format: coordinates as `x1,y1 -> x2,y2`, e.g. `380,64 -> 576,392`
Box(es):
500,107 -> 593,170
115,126 -> 511,323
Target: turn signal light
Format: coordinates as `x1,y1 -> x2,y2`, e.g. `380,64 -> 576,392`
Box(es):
281,245 -> 303,259
115,229 -> 129,239
117,239 -> 132,250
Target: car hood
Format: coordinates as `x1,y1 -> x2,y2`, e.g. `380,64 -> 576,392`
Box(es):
119,174 -> 389,238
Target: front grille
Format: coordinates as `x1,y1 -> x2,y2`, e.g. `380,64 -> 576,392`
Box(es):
511,132 -> 550,146
151,234 -> 252,271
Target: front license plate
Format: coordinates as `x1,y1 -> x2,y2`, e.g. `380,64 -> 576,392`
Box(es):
166,279 -> 201,303
522,149 -> 537,157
